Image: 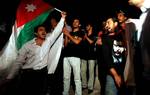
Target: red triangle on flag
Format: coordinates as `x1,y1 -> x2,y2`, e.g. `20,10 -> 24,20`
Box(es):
16,0 -> 53,27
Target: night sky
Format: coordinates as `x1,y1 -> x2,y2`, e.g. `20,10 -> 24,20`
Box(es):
45,0 -> 141,23
0,0 -> 141,50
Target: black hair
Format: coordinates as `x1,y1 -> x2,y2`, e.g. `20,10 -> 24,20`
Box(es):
85,21 -> 93,27
34,24 -> 47,34
116,10 -> 128,18
111,17 -> 118,22
105,16 -> 118,23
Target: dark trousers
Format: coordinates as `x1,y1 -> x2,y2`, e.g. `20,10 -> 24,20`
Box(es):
98,65 -> 106,95
17,67 -> 48,95
47,73 -> 63,95
133,43 -> 143,95
97,46 -> 107,95
47,54 -> 64,95
134,43 -> 150,95
141,78 -> 150,95
0,76 -> 19,95
97,58 -> 107,95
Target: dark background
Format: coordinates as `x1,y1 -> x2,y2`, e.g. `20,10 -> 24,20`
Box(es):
0,0 -> 141,50
45,0 -> 141,22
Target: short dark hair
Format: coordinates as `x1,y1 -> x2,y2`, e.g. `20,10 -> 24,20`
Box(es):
34,24 -> 47,33
116,10 -> 128,18
106,17 -> 118,23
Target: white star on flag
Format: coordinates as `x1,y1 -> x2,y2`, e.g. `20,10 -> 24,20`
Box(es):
25,4 -> 36,12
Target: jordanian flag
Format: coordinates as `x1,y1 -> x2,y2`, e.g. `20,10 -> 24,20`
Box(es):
0,0 -> 54,74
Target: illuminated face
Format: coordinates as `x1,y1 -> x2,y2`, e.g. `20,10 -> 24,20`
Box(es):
105,18 -> 116,32
128,0 -> 144,7
86,24 -> 92,31
113,40 -> 125,57
72,19 -> 80,28
36,26 -> 47,39
117,13 -> 127,23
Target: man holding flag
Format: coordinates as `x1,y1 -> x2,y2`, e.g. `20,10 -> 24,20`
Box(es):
6,8 -> 66,95
0,0 -> 62,73
0,0 -> 66,95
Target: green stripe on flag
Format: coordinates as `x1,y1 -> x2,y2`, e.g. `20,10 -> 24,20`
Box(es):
16,10 -> 52,50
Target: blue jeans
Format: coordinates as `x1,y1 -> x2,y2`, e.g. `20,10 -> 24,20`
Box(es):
105,75 -> 117,95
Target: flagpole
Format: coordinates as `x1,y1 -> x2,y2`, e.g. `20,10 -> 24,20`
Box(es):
54,8 -> 62,13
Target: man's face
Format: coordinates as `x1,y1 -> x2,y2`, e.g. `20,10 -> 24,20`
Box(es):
36,26 -> 47,39
128,0 -> 144,7
50,18 -> 58,29
105,18 -> 116,32
86,24 -> 92,31
72,19 -> 80,28
117,13 -> 127,23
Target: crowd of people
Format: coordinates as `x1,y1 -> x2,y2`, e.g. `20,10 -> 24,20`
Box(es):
0,0 -> 150,95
